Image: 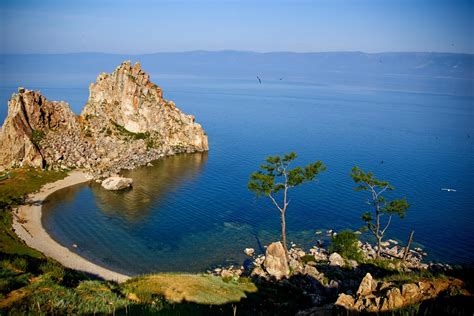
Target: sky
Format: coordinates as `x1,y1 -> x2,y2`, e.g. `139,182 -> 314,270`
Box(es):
0,0 -> 473,54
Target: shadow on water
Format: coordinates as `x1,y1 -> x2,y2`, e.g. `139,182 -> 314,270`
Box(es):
89,152 -> 208,222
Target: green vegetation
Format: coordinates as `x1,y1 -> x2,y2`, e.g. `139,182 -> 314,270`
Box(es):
248,152 -> 326,261
123,274 -> 257,305
351,166 -> 410,258
380,269 -> 441,285
30,129 -> 45,147
127,73 -> 137,83
329,230 -> 363,262
110,120 -> 150,140
0,168 -> 66,257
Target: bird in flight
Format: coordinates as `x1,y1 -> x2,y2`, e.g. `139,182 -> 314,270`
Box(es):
256,76 -> 262,84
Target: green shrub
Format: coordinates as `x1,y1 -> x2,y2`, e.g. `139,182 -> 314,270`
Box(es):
329,230 -> 363,262
12,257 -> 28,272
40,261 -> 65,282
31,130 -> 45,146
301,255 -> 316,264
110,121 -> 150,140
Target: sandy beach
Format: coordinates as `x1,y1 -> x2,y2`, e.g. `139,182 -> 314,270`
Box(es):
12,171 -> 130,283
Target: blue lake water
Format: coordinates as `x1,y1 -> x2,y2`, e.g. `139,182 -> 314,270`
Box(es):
1,75 -> 473,274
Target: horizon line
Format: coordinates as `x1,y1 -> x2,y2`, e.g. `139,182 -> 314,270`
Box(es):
1,50 -> 473,56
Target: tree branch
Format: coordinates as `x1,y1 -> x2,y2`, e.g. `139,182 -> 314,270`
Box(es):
269,193 -> 283,213
381,214 -> 392,236
378,185 -> 390,197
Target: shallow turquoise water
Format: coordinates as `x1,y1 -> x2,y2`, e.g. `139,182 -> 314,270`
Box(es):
3,76 -> 473,274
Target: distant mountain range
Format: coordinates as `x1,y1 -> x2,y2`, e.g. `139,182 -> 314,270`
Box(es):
0,51 -> 473,96
1,51 -> 472,78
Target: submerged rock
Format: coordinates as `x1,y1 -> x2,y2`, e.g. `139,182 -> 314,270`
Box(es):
101,177 -> 133,190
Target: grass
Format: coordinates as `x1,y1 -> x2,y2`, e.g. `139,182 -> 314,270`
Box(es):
123,274 -> 257,305
380,270 -> 444,285
0,168 -> 67,209
0,168 -> 66,257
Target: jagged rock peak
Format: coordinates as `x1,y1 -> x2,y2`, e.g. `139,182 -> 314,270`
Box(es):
0,88 -> 79,169
81,60 -> 208,152
0,62 -> 208,174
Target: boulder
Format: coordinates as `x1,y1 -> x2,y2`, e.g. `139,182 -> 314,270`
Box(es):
329,252 -> 345,267
263,242 -> 289,280
380,288 -> 404,311
303,265 -> 319,278
101,177 -> 133,190
401,283 -> 421,302
244,248 -> 255,256
251,266 -> 267,278
335,293 -> 355,309
356,273 -> 374,297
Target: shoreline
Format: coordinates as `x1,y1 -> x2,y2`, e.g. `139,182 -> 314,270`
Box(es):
12,170 -> 130,283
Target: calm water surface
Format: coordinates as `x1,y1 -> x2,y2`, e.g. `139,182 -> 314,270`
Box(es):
3,76 -> 473,274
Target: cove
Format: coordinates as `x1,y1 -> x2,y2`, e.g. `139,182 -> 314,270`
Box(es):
39,78 -> 474,275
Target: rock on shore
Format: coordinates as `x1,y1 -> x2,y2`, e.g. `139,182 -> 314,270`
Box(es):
0,62 -> 209,175
335,272 -> 465,312
101,177 -> 133,190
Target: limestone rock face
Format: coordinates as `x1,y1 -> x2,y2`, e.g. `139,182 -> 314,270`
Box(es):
81,61 -> 208,153
0,62 -> 209,174
264,242 -> 289,280
0,88 -> 80,169
101,177 -> 133,190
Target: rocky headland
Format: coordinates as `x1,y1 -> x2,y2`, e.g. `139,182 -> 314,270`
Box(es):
207,234 -> 472,315
0,61 -> 208,177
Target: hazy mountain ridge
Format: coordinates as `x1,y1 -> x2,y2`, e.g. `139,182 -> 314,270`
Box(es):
1,51 -> 472,79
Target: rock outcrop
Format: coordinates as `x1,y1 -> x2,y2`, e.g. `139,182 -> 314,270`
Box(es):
81,61 -> 208,153
263,242 -> 290,280
335,273 -> 465,313
0,62 -> 208,175
0,88 -> 82,169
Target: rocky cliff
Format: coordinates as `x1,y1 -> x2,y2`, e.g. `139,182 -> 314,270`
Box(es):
0,62 -> 208,175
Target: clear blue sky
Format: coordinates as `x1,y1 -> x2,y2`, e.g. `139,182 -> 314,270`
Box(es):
1,0 -> 473,54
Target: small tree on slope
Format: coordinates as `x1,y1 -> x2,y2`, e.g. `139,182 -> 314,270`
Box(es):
248,152 -> 326,262
350,166 -> 410,259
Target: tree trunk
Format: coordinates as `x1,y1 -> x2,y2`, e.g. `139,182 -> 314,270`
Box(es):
281,211 -> 290,262
376,236 -> 382,259
402,230 -> 415,261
